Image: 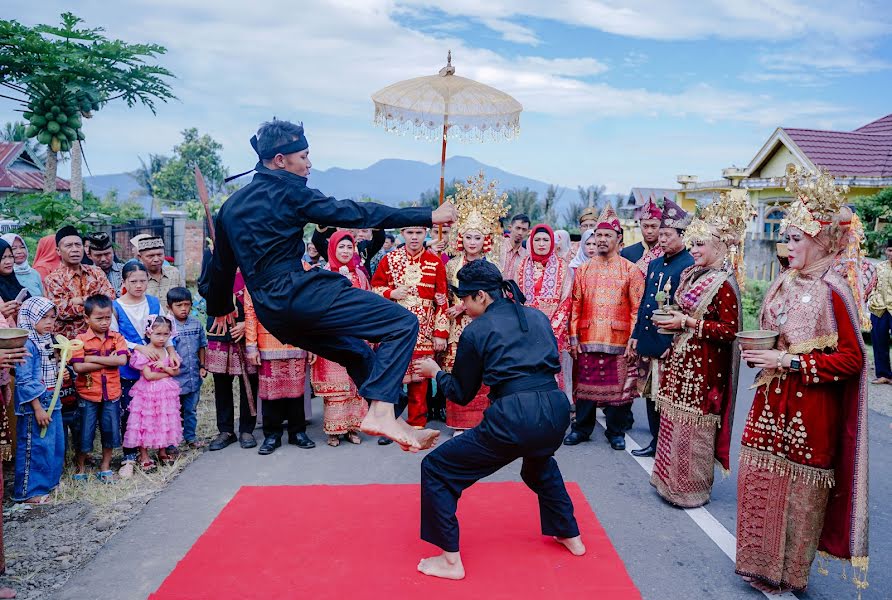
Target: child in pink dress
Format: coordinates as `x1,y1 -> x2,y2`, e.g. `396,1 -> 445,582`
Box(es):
122,315 -> 182,469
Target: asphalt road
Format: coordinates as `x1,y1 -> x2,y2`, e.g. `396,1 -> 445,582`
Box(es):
54,365 -> 891,600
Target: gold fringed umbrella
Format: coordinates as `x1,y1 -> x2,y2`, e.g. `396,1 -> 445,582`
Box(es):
371,51 -> 522,219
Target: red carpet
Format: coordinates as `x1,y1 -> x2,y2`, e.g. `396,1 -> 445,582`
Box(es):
150,482 -> 640,600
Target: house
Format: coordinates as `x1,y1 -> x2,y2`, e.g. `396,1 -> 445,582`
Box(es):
622,187 -> 679,220
673,114 -> 892,280
0,141 -> 70,197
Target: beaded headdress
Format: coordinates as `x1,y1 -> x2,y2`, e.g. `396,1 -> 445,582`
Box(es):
684,189 -> 754,284
448,171 -> 510,257
780,164 -> 848,238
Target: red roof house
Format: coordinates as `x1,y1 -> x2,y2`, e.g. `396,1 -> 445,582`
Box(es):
0,142 -> 70,195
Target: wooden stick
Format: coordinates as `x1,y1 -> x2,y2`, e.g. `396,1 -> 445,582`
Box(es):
194,167 -> 256,416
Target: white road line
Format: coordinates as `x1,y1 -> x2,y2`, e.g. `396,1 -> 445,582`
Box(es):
596,414 -> 798,600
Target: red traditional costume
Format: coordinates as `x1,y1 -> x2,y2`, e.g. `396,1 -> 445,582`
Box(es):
442,173 -> 508,430
735,166 -> 869,594
516,224 -> 573,355
372,241 -> 448,427
312,231 -> 369,437
651,190 -> 749,508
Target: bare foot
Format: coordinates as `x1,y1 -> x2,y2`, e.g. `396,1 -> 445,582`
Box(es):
362,403 -> 440,451
749,579 -> 792,594
554,536 -> 586,556
418,552 -> 465,580
0,586 -> 15,599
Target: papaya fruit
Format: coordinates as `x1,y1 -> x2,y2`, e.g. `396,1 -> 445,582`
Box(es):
46,121 -> 60,134
50,137 -> 61,153
37,130 -> 52,145
30,115 -> 46,127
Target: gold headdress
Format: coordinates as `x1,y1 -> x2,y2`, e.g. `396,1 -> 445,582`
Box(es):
780,164 -> 848,238
448,171 -> 510,257
684,189 -> 755,284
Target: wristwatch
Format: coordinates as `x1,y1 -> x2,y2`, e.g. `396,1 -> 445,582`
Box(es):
789,356 -> 801,371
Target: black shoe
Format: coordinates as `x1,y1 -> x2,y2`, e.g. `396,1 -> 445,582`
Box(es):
258,435 -> 281,455
378,437 -> 394,446
563,432 -> 590,446
609,436 -> 626,451
631,443 -> 656,458
239,432 -> 257,449
436,407 -> 447,422
208,432 -> 236,451
288,432 -> 316,449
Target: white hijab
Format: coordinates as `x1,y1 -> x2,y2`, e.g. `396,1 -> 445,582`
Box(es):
569,229 -> 595,270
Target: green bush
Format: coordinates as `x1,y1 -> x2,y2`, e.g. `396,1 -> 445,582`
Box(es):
742,279 -> 769,331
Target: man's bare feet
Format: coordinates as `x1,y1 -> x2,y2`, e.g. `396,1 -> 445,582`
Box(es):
418,551 -> 465,580
0,585 -> 15,599
748,579 -> 792,594
361,402 -> 440,451
554,536 -> 586,556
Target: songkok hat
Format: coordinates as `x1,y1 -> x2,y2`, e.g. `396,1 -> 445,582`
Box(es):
55,225 -> 81,245
595,204 -> 622,235
137,236 -> 165,252
640,197 -> 662,221
659,198 -> 693,229
85,231 -> 113,251
578,206 -> 599,225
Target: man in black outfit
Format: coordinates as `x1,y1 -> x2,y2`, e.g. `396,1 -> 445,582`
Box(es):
205,120 -> 455,450
414,260 -> 584,580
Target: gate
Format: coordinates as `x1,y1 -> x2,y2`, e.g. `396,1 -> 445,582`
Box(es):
109,218 -> 174,261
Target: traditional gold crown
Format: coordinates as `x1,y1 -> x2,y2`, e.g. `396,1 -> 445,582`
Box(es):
684,189 -> 754,249
448,171 -> 510,256
780,164 -> 848,237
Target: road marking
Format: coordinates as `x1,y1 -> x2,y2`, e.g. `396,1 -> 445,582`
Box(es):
596,414 -> 798,599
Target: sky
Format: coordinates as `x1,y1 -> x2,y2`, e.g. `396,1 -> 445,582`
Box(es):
3,0 -> 892,193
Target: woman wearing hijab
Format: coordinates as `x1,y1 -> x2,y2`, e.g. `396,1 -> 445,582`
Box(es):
0,238 -> 29,324
554,229 -> 572,262
515,224 -> 573,390
569,229 -> 597,273
1,234 -> 43,297
31,234 -> 60,281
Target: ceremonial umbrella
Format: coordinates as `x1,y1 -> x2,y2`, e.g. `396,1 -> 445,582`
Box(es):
371,51 -> 522,212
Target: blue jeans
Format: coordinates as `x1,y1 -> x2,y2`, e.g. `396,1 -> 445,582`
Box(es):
61,403 -> 81,456
79,398 -> 122,452
180,390 -> 201,443
871,311 -> 892,379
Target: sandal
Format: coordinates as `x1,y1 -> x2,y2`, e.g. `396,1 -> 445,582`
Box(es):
347,432 -> 362,445
96,470 -> 115,484
327,435 -> 340,447
72,473 -> 89,482
158,453 -> 175,467
139,460 -> 157,472
23,494 -> 50,505
187,440 -> 207,449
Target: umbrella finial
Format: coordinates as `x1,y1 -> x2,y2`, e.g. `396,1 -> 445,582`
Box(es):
439,50 -> 455,76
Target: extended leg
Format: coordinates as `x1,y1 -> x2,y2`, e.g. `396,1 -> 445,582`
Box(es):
519,455 -> 581,544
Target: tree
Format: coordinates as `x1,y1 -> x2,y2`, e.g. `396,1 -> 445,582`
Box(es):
152,128 -> 230,206
407,180 -> 459,209
506,187 -> 543,222
0,12 -> 175,199
0,189 -> 145,239
1,120 -> 45,163
132,153 -> 170,197
562,184 -> 606,229
853,187 -> 892,255
543,184 -> 563,225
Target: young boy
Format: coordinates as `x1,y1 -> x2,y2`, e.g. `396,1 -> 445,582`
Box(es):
167,287 -> 208,448
71,295 -> 128,481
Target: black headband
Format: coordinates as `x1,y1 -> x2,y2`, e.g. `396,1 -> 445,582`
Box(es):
451,278 -> 529,332
250,134 -> 309,160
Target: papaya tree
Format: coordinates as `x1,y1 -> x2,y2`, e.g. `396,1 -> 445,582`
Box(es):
0,12 -> 175,200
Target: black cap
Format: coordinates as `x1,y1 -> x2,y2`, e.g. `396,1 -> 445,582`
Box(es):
55,225 -> 81,245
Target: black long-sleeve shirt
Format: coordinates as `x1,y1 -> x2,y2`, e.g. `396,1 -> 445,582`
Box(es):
206,163 -> 432,317
436,298 -> 561,405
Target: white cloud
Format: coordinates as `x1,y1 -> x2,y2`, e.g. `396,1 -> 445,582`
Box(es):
478,18 -> 540,45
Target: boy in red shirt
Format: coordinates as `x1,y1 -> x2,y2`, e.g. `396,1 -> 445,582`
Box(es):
71,295 -> 129,481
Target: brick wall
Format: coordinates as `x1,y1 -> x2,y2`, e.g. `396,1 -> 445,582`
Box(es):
184,220 -> 205,283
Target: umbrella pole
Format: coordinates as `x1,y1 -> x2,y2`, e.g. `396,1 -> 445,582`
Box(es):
438,117 -> 448,240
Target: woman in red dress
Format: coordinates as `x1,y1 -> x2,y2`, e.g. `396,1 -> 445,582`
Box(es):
736,166 -> 869,595
651,190 -> 749,508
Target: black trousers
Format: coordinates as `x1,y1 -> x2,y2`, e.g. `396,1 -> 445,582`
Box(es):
420,390 -> 580,552
571,401 -> 632,439
644,397 -> 660,443
214,372 -> 259,435
262,397 -> 306,437
256,280 -> 419,405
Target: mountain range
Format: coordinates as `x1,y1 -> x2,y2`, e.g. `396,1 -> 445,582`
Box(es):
85,156 -> 615,218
